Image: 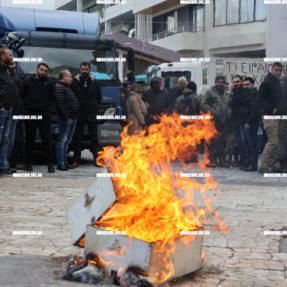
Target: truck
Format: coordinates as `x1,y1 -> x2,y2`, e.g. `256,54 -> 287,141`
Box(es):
0,6 -> 124,150
146,61 -> 213,91
146,59 -> 287,91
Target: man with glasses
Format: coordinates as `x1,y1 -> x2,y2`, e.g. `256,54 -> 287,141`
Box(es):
258,62 -> 283,174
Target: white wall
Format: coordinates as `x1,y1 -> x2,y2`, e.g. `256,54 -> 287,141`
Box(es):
266,4 -> 287,57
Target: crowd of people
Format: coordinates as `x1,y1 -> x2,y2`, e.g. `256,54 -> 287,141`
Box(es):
0,47 -> 102,176
0,46 -> 286,176
119,62 -> 287,174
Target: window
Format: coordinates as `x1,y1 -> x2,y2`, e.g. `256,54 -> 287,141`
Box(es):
196,5 -> 204,29
240,0 -> 254,23
165,13 -> 175,31
190,5 -> 204,30
153,6 -> 204,35
214,0 -> 226,26
227,0 -> 239,24
214,0 -> 267,26
255,0 -> 267,21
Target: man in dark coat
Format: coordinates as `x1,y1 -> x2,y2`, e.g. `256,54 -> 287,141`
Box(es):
277,72 -> 287,172
0,48 -> 17,176
55,70 -> 79,171
70,62 -> 102,167
21,62 -> 56,173
243,77 -> 260,171
9,70 -> 25,171
142,76 -> 170,126
257,62 -> 283,174
231,75 -> 250,170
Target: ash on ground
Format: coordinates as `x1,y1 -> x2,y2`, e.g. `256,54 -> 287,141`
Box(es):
59,253 -> 153,287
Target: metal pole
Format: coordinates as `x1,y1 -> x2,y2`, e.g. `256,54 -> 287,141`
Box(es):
104,4 -> 107,34
77,0 -> 83,12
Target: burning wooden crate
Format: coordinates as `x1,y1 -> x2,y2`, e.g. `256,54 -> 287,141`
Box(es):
67,170 -> 205,283
65,113 -> 230,284
84,225 -> 203,282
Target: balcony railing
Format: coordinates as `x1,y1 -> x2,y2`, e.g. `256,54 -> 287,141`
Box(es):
141,25 -> 204,43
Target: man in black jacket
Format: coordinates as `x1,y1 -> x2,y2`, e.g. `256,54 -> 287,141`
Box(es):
7,64 -> 23,172
21,63 -> 56,173
258,62 -> 283,174
56,70 -> 79,171
0,48 -> 17,176
8,68 -> 25,171
277,71 -> 287,171
70,62 -> 102,167
231,75 -> 250,170
142,76 -> 170,126
243,77 -> 260,171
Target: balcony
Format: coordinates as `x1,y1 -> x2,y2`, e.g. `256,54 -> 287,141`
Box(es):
133,0 -> 172,14
140,25 -> 204,54
101,0 -> 133,22
142,25 -> 203,42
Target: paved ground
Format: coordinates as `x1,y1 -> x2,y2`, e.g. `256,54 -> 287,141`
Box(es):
1,150 -> 287,287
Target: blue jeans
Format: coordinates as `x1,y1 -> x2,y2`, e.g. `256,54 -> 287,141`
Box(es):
56,117 -> 77,166
8,118 -> 18,159
0,109 -> 12,169
234,124 -> 250,167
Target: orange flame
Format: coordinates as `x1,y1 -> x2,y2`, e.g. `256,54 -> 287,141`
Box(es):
93,112 -> 228,282
77,236 -> 85,248
201,251 -> 205,261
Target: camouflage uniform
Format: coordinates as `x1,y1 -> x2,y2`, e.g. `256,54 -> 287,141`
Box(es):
201,86 -> 231,165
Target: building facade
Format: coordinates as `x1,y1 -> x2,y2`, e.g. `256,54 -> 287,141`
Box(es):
55,0 -> 287,58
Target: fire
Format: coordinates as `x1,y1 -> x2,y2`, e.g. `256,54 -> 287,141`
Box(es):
77,236 -> 85,247
201,251 -> 205,261
92,112 -> 228,282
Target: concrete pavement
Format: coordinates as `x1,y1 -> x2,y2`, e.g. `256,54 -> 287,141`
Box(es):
0,151 -> 287,286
